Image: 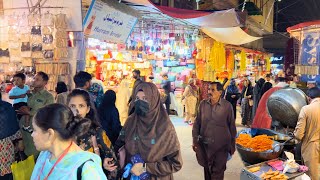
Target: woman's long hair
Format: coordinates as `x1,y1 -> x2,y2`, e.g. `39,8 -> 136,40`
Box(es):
67,89 -> 101,134
55,81 -> 68,94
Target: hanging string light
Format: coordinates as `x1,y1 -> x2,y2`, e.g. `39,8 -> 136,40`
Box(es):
242,0 -> 248,12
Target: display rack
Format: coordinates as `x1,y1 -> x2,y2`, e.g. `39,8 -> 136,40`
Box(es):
34,61 -> 70,91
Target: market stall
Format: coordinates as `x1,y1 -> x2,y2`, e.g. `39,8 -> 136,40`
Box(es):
82,0 -> 201,116
0,0 -> 83,92
85,38 -> 152,90
192,37 -> 272,100
236,88 -> 309,179
287,21 -> 320,87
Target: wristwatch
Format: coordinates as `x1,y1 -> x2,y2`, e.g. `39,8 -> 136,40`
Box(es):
142,163 -> 147,173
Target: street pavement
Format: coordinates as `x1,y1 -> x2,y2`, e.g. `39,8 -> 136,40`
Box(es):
171,107 -> 245,180
1,92 -> 245,179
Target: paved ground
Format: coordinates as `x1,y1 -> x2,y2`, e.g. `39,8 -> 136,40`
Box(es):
1,92 -> 245,179
171,107 -> 245,180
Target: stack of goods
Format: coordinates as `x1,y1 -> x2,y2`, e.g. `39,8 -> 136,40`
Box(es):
0,16 -> 9,63
29,13 -> 43,59
42,13 -> 54,59
8,14 -> 21,63
54,13 -> 68,59
236,134 -> 273,152
2,12 -> 69,62
35,62 -> 70,91
20,14 -> 31,62
259,169 -> 288,180
294,65 -> 319,75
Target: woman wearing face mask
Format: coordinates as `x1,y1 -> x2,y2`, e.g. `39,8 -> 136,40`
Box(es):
240,77 -> 253,127
30,103 -> 107,179
67,89 -> 119,179
116,82 -> 182,180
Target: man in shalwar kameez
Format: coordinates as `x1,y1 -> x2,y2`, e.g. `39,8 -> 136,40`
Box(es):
294,87 -> 320,180
192,82 -> 237,180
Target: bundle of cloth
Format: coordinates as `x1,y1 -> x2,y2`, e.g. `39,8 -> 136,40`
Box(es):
122,154 -> 150,180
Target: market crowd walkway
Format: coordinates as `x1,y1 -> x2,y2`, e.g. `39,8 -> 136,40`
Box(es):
171,107 -> 244,180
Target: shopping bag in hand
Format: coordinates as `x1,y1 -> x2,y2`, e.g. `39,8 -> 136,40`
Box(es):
11,155 -> 35,180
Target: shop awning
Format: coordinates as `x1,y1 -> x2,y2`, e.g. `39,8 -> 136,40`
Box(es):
124,0 -> 241,27
287,20 -> 320,32
202,27 -> 262,45
124,0 -> 261,45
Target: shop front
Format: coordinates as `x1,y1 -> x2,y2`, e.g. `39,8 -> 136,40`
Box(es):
193,37 -> 272,100
287,21 -> 320,87
83,0 -> 200,117
0,0 -> 83,98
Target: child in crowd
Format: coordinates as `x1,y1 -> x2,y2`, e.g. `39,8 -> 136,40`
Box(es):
9,73 -> 32,133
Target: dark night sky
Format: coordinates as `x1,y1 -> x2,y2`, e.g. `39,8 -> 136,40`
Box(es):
275,0 -> 320,32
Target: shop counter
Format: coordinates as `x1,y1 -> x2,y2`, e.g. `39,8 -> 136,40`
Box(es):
240,158 -> 306,180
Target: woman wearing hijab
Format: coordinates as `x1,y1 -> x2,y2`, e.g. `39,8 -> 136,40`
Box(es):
55,81 -> 69,105
240,77 -> 253,127
0,93 -> 22,179
182,78 -> 199,125
252,78 -> 265,119
99,90 -> 122,145
88,82 -> 104,108
260,81 -> 273,97
116,79 -> 131,125
225,78 -> 240,119
116,82 -> 182,180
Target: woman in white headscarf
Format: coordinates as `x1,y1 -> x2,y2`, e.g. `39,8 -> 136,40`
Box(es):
182,78 -> 199,125
116,78 -> 131,125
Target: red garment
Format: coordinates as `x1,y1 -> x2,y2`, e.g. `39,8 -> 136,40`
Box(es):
198,81 -> 210,101
251,87 -> 282,129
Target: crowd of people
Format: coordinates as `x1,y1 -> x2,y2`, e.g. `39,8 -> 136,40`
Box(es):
222,74 -> 303,127
0,70 -> 184,180
0,69 -> 319,180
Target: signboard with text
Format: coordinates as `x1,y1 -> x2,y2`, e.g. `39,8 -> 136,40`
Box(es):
83,0 -> 138,44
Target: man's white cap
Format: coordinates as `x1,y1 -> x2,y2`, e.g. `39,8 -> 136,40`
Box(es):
307,80 -> 316,84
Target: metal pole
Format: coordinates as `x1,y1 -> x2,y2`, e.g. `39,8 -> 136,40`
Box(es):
275,0 -> 279,31
264,0 -> 275,25
2,6 -> 65,11
26,0 -> 31,12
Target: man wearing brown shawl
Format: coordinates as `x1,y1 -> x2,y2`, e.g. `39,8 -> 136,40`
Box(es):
117,82 -> 182,180
192,82 -> 236,180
